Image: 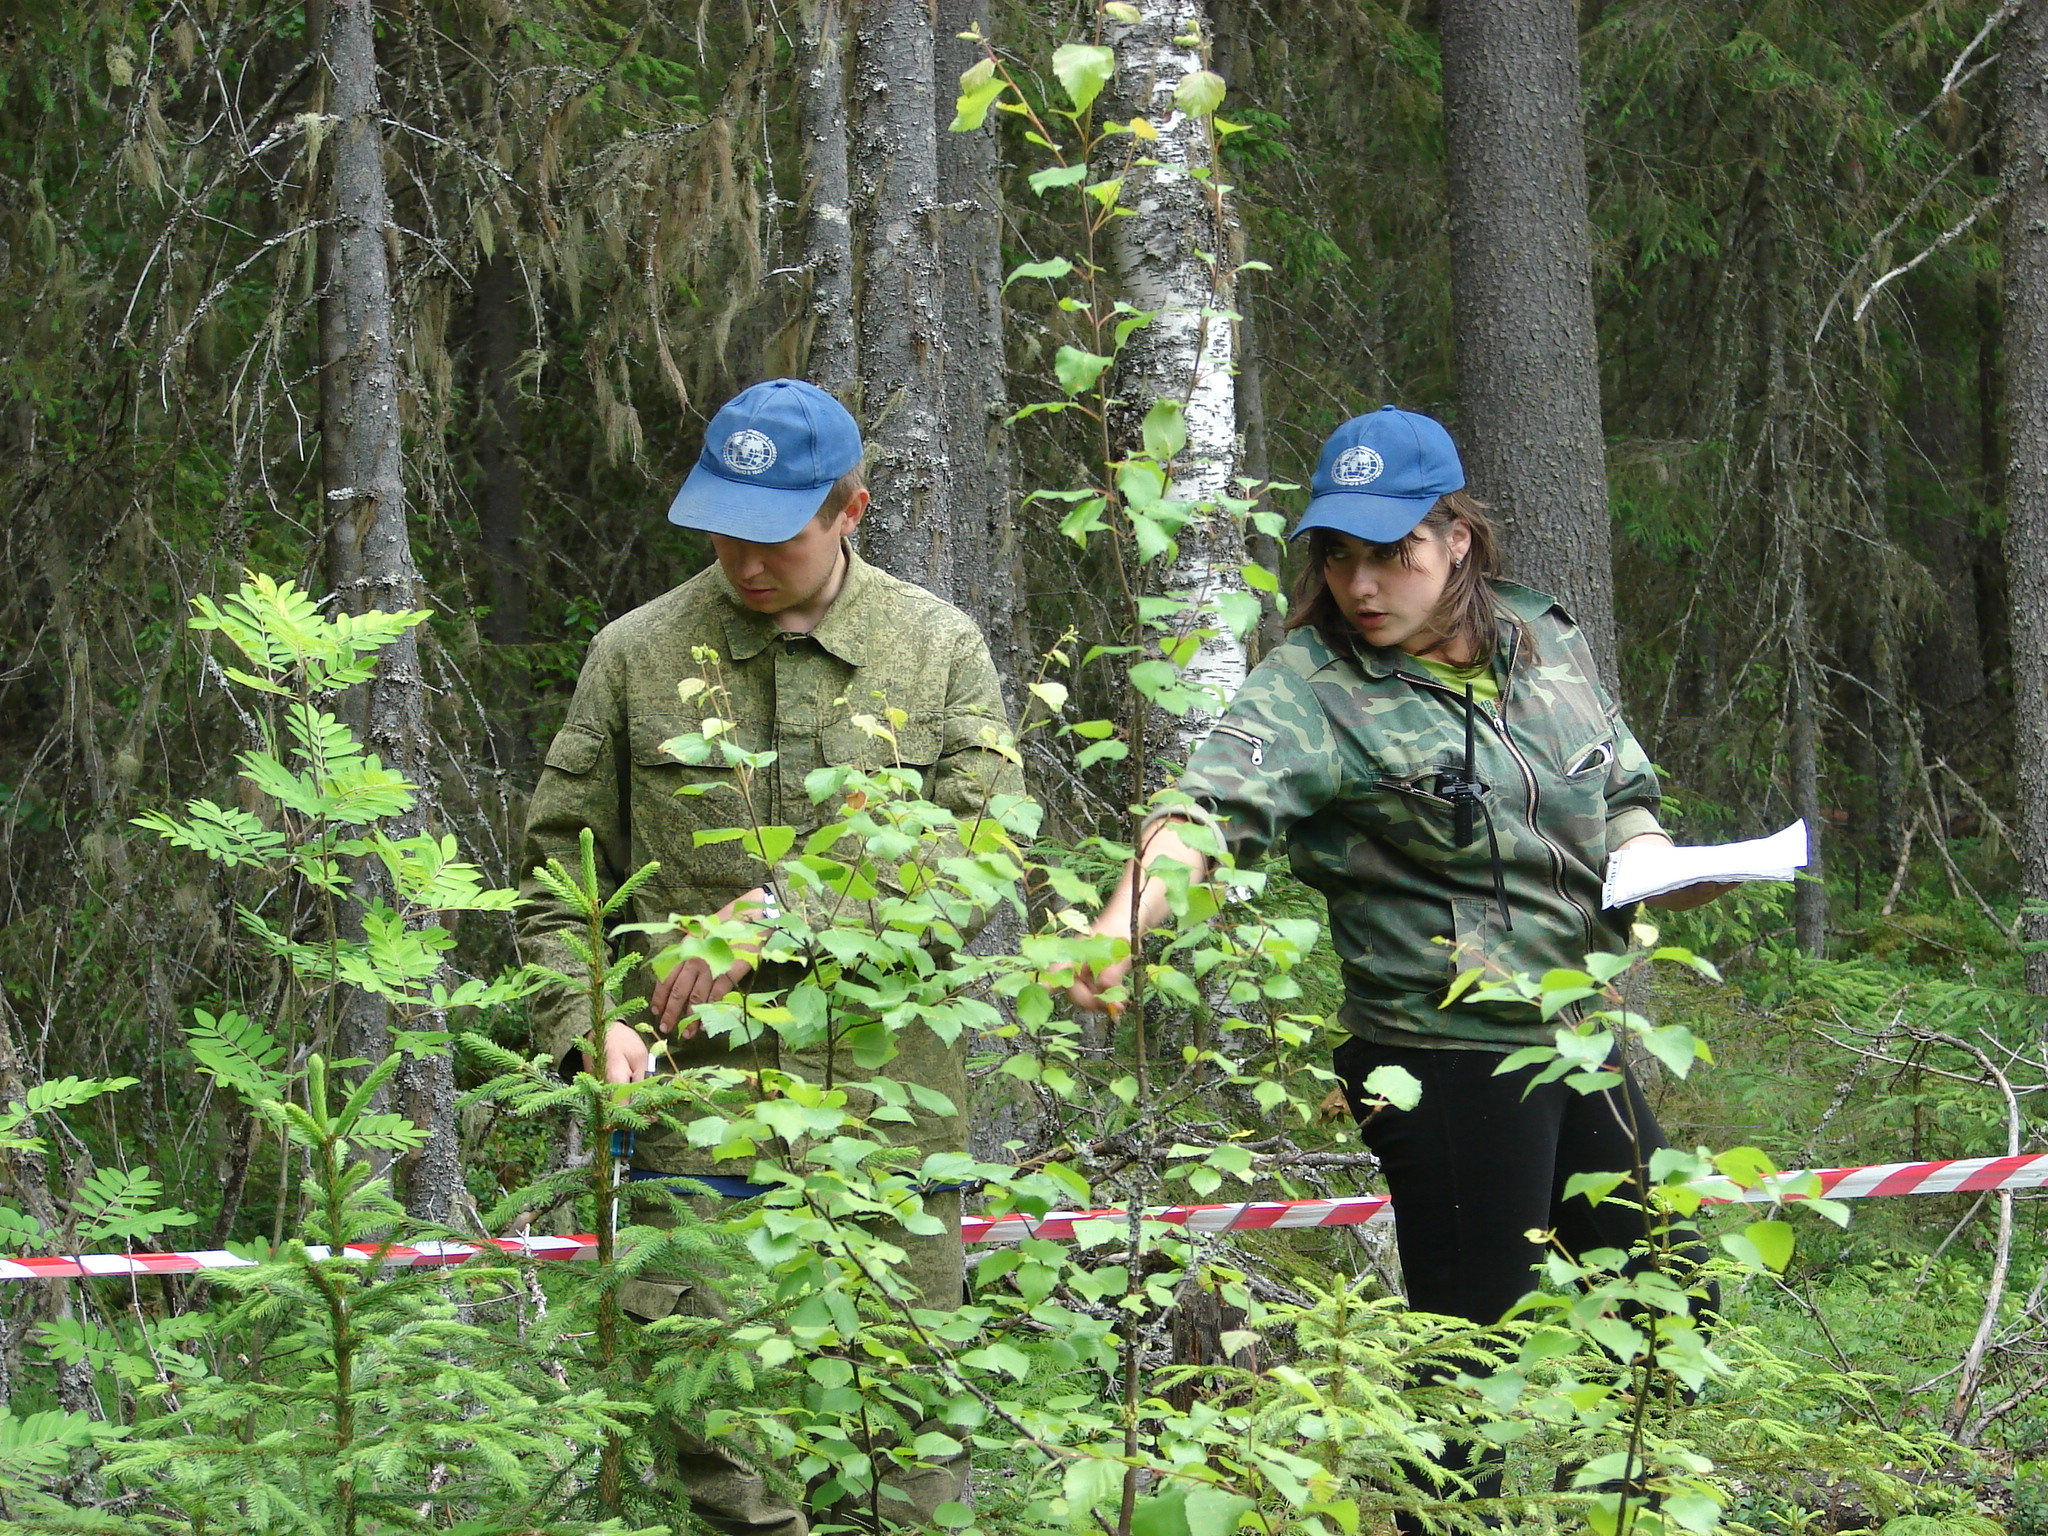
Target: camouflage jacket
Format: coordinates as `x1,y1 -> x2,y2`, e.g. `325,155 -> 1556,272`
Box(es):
516,546 -> 1021,1170
1176,582 -> 1664,1052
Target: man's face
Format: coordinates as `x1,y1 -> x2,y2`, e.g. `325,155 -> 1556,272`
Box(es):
710,491 -> 868,620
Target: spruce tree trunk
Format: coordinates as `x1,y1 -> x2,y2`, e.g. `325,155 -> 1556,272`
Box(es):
935,0 -> 1025,696
474,254 -> 529,654
2002,0 -> 2048,996
315,0 -> 460,1218
1439,0 -> 1616,675
800,0 -> 857,397
473,253 -> 531,781
1099,0 -> 1249,754
1760,226 -> 1828,957
850,0 -> 951,597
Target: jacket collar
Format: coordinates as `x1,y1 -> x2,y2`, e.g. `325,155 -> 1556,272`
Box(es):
714,543 -> 875,666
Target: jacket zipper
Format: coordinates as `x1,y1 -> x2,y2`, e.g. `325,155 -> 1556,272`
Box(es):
1403,643 -> 1598,949
1206,722 -> 1264,766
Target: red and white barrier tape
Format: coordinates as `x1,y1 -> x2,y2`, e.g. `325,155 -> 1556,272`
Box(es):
8,1151 -> 2048,1281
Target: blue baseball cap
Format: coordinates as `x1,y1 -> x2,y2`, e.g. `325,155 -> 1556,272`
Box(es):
1291,405 -> 1465,544
666,378 -> 864,542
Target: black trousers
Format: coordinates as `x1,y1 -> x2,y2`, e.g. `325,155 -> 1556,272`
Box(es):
1334,1036 -> 1714,1517
1335,1036 -> 1692,1324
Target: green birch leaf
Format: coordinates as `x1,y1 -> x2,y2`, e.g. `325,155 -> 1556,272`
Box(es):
1361,1063 -> 1421,1111
1005,256 -> 1074,288
951,78 -> 1005,132
1142,397 -> 1187,461
1029,163 -> 1090,194
1173,69 -> 1226,119
1054,345 -> 1113,396
1052,43 -> 1115,112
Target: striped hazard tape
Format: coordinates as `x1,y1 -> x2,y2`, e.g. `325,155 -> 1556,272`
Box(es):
6,1151 -> 2048,1281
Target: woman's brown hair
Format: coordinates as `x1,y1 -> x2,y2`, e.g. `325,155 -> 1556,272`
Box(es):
1281,490 -> 1510,663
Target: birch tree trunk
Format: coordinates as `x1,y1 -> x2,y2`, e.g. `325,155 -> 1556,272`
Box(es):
2002,0 -> 2048,996
800,0 -> 856,398
1099,0 -> 1249,754
850,0 -> 951,597
1440,0 -> 1616,676
935,0 -> 1025,698
315,0 -> 460,1218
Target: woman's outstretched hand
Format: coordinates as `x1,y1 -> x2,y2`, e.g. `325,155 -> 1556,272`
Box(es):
1065,817 -> 1212,1015
1067,931 -> 1133,1015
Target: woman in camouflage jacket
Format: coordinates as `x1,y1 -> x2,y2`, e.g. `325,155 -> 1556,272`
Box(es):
1072,406 -> 1729,1515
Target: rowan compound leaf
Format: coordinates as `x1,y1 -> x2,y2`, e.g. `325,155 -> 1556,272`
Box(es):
1052,43 -> 1115,113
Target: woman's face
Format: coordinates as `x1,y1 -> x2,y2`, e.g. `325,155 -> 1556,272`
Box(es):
1321,520 -> 1472,657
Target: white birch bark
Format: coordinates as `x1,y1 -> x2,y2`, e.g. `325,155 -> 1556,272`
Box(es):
1099,0 -> 1249,753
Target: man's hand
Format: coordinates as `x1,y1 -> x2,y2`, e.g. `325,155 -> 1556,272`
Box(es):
587,1021 -> 650,1084
648,888 -> 774,1039
1617,831 -> 1738,912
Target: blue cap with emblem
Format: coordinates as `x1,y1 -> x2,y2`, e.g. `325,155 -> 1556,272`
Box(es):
666,378 -> 864,542
1291,404 -> 1465,545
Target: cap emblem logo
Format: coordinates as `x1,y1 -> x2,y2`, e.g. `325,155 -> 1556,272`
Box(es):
1332,445 -> 1384,487
722,429 -> 779,475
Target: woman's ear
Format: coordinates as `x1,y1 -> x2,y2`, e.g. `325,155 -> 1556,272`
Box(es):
1447,517 -> 1473,568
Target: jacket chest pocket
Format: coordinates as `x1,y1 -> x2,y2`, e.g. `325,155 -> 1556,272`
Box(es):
628,714 -> 766,887
1358,760 -> 1471,862
818,717 -> 945,786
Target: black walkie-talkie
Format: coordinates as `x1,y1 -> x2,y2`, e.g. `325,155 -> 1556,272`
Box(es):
1435,683 -> 1513,931
1437,683 -> 1484,847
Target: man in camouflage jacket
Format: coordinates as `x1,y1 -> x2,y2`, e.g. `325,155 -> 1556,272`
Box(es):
517,379 -> 1018,1534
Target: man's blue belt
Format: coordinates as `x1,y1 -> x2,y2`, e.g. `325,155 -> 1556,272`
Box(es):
610,1130 -> 971,1198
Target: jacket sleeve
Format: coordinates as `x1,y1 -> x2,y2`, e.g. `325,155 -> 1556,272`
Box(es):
931,624 -> 1025,821
1171,658 -> 1342,867
1601,707 -> 1666,852
516,634 -> 632,1072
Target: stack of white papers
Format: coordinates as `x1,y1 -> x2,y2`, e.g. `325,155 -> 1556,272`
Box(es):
1602,820 -> 1809,909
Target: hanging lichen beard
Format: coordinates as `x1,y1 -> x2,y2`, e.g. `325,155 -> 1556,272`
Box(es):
709,486 -> 871,633
1320,521 -> 1475,663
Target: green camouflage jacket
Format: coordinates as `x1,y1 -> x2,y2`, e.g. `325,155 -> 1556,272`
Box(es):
517,546 -> 1021,1171
1176,582 -> 1664,1052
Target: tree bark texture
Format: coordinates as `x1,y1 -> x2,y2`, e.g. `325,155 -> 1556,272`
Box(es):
1760,227 -> 1827,958
850,0 -> 952,598
1439,0 -> 1616,676
474,254 -> 529,653
1099,0 -> 1250,752
315,0 -> 460,1218
2002,0 -> 2048,996
800,0 -> 857,398
934,0 -> 1025,697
